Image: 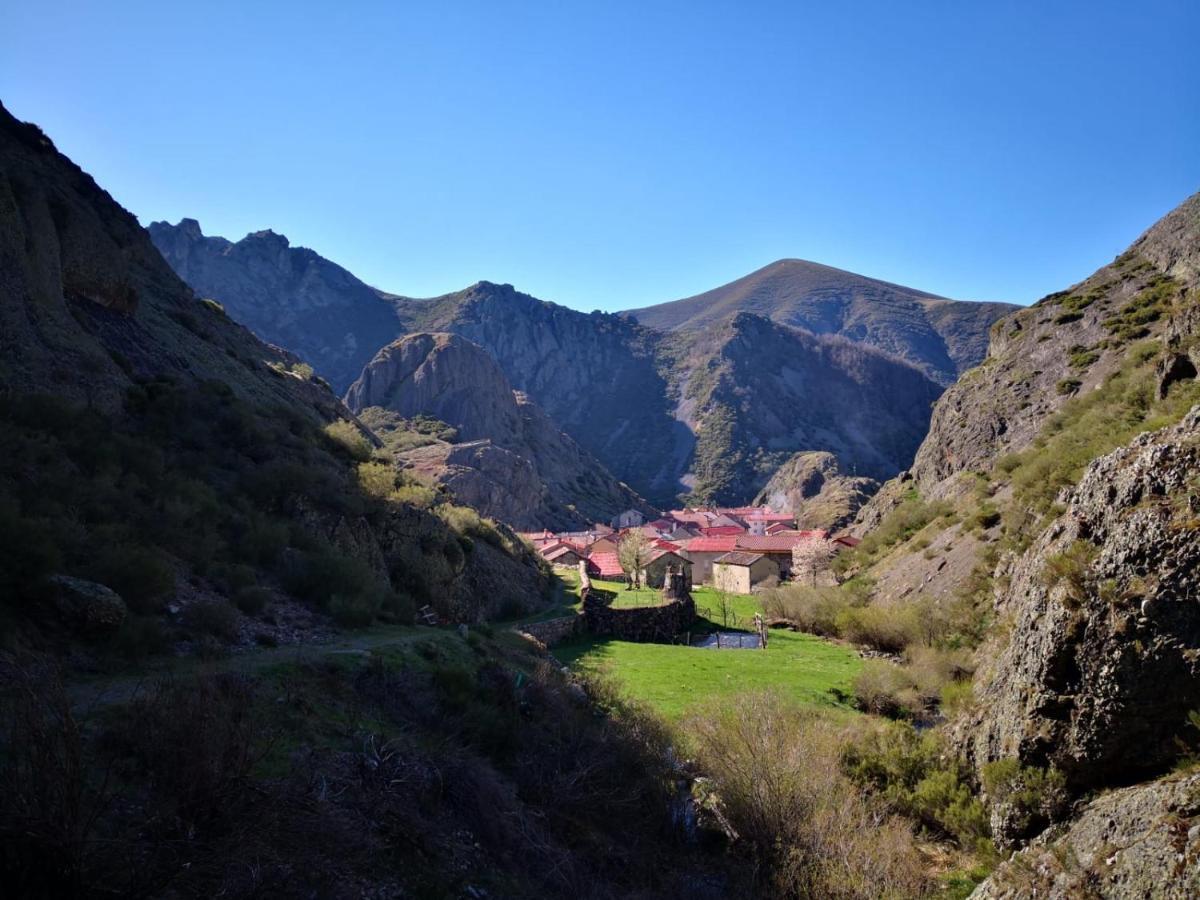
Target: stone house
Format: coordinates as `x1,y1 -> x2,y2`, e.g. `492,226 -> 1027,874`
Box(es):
711,551 -> 776,594
611,508 -> 646,529
640,549 -> 692,589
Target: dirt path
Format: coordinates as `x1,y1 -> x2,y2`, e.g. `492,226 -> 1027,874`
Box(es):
65,625 -> 434,714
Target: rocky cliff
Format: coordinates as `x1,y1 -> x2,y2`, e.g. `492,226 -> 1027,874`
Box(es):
344,332 -> 652,529
669,312 -> 943,505
148,219 -> 404,393
627,258 -> 1017,386
752,450 -> 879,530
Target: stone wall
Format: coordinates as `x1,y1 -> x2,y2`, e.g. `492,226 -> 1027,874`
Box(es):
582,565 -> 696,642
517,614 -> 582,647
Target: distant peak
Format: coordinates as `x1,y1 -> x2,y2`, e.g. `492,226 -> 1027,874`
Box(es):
177,217 -> 203,239
246,228 -> 290,248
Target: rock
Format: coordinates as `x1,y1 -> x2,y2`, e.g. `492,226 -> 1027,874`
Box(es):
344,332 -> 654,530
50,575 -> 126,636
955,406 -> 1200,794
752,450 -> 879,530
970,772 -> 1200,899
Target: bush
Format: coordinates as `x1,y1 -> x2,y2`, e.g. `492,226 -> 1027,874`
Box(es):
981,759 -> 1068,840
687,693 -> 931,898
837,604 -> 920,653
285,547 -> 391,626
852,661 -> 923,718
90,543 -> 176,614
323,419 -> 373,462
111,615 -> 170,660
841,722 -> 991,852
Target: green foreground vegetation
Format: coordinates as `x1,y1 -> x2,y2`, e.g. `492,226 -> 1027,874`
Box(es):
555,629 -> 861,719
524,574 -> 862,720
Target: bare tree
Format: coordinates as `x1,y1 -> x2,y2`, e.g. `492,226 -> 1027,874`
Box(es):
617,530 -> 653,590
791,538 -> 834,587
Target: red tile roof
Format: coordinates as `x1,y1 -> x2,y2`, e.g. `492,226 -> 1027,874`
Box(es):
685,536 -> 740,553
701,525 -> 746,537
588,551 -> 624,578
736,533 -> 826,552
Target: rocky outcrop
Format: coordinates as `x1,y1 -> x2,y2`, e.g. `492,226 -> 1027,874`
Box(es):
753,450 -> 879,530
344,332 -> 653,530
627,258 -> 1016,386
911,192 -> 1200,490
957,406 -> 1200,794
971,773 -> 1200,899
149,219 -> 404,392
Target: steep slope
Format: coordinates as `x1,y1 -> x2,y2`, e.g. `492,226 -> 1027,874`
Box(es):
396,281 -> 691,505
0,100 -> 547,635
830,191 -> 1200,877
627,258 -> 1017,385
344,332 -> 652,529
912,193 -> 1200,492
148,219 -> 405,392
752,451 -> 879,530
668,313 -> 943,505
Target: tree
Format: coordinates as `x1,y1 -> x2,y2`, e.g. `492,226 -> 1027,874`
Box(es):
617,530 -> 652,590
791,538 -> 834,587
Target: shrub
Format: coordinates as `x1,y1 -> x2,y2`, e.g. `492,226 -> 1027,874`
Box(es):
687,693 -> 931,898
981,759 -> 1068,840
841,722 -> 991,852
356,460 -> 398,500
110,615 -> 171,660
760,583 -> 855,637
285,547 -> 391,626
1042,540 -> 1096,606
838,604 -> 921,653
852,661 -> 923,718
323,419 -> 373,462
90,543 -> 176,614
390,482 -> 438,509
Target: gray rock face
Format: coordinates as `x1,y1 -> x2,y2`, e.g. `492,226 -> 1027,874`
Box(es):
956,406 -> 1200,793
50,575 -> 127,635
752,450 -> 878,530
148,219 -> 404,393
970,773 -> 1200,899
345,332 -> 653,530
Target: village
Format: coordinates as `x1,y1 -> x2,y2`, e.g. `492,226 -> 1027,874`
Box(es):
520,505 -> 860,594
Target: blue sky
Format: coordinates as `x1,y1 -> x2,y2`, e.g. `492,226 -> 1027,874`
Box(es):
3,1 -> 1198,310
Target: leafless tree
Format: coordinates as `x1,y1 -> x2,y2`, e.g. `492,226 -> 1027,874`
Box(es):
791,538 -> 834,587
617,530 -> 652,590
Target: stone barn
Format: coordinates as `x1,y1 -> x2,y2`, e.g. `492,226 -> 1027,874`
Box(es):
712,551 -> 777,594
641,549 -> 692,589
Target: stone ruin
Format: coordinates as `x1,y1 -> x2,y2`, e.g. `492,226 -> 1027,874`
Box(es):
581,562 -> 696,643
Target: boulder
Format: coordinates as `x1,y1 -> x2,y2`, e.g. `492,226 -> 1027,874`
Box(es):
50,574 -> 127,635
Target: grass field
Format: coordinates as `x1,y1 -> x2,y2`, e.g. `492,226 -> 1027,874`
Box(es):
554,629 -> 861,719
533,573 -> 862,720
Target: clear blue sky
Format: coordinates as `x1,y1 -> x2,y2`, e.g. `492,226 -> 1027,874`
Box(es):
3,1 -> 1197,310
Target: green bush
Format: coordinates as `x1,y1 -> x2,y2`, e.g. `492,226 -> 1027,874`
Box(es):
838,604 -> 920,653
111,615 -> 171,659
841,723 -> 992,852
91,544 -> 176,614
323,419 -> 373,462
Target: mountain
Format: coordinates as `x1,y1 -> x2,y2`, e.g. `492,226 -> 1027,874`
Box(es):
343,332 -> 653,529
148,219 -> 404,393
626,258 -> 1017,385
658,312 -> 942,504
150,235 -> 1003,509
0,100 -> 547,632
